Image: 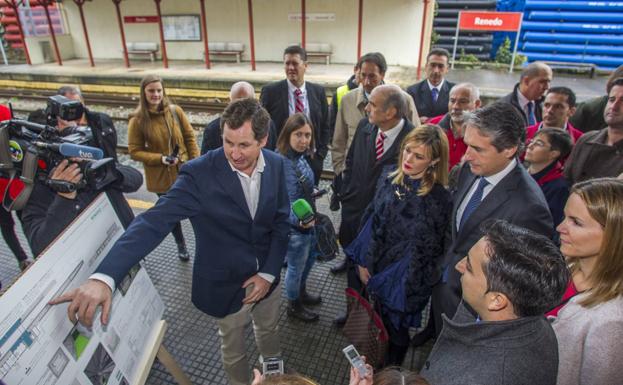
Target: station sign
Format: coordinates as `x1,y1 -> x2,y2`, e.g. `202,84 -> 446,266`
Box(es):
451,11 -> 524,73
458,11 -> 522,32
124,16 -> 159,23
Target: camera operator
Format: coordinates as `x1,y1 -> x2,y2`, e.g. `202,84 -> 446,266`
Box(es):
20,92 -> 142,257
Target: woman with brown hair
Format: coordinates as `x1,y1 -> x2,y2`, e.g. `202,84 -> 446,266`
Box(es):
353,124 -> 451,366
276,112 -> 322,322
128,75 -> 199,261
553,177 -> 623,385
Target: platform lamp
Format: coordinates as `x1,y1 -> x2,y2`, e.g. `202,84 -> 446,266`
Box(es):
2,0 -> 32,65
72,0 -> 94,67
37,0 -> 63,66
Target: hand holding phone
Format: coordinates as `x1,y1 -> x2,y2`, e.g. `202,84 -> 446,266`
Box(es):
343,345 -> 369,378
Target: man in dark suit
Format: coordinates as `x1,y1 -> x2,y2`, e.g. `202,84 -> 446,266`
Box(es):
201,81 -> 276,154
260,45 -> 330,183
406,48 -> 455,124
416,102 -> 554,344
334,84 -> 415,324
51,99 -> 291,385
498,62 -> 552,126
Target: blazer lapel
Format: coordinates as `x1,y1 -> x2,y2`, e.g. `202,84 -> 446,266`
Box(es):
214,150 -> 252,219
452,167 -> 477,239
254,151 -> 271,222
456,164 -> 521,240
420,82 -> 433,112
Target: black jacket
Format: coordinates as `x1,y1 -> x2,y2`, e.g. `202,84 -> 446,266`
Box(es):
338,118 -> 414,246
431,161 -> 554,333
366,174 -> 451,315
406,79 -> 454,120
498,83 -> 544,126
22,110 -> 142,256
260,79 -> 330,181
200,116 -> 277,155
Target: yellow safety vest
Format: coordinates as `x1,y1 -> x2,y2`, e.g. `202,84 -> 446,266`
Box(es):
335,84 -> 351,110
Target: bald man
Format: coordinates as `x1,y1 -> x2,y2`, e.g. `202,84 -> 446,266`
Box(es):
201,81 -> 277,154
499,62 -> 553,126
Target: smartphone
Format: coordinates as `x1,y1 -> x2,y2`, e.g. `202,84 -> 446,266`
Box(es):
342,345 -> 368,377
262,357 -> 284,376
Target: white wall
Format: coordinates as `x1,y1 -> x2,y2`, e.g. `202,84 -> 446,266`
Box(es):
61,0 -> 429,66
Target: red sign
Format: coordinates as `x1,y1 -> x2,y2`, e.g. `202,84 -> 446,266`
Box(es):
124,16 -> 159,23
458,11 -> 522,32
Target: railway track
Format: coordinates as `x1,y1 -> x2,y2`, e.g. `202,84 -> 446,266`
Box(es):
0,89 -> 227,114
1,89 -> 336,179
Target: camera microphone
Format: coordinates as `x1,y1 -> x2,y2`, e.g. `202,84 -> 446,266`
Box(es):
58,143 -> 104,160
34,142 -> 104,160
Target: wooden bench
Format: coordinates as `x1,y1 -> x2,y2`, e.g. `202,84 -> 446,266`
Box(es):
289,42 -> 332,65
126,42 -> 159,62
306,43 -> 332,65
542,61 -> 597,78
205,42 -> 244,63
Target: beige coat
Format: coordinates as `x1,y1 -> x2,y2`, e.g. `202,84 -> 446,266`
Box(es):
128,105 -> 200,193
330,85 -> 419,175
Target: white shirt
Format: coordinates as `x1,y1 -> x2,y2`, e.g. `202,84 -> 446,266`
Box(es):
455,158 -> 517,230
287,79 -> 309,116
377,118 -> 405,155
516,89 -> 532,119
228,151 -> 265,219
91,152 -> 274,292
427,79 -> 445,94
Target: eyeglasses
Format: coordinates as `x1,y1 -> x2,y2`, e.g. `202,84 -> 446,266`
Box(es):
527,139 -> 550,149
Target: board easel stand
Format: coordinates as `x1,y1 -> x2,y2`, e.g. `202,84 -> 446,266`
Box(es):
134,320 -> 192,385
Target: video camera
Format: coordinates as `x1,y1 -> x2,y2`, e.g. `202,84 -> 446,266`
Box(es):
0,96 -> 117,208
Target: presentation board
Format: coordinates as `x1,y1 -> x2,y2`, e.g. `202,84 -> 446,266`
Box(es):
0,194 -> 164,385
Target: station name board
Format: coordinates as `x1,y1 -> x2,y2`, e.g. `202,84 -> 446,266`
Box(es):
124,16 -> 159,24
458,11 -> 522,31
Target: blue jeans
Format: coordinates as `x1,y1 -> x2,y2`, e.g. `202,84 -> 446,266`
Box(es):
284,229 -> 317,301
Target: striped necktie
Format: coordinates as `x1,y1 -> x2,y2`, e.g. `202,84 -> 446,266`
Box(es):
294,88 -> 304,113
375,131 -> 387,161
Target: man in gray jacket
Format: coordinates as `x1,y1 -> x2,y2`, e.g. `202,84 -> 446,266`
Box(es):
421,220 -> 569,385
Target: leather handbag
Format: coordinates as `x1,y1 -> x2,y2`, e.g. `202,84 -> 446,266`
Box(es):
342,287 -> 389,368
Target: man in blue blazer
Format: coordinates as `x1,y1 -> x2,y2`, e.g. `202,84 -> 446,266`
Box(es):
51,98 -> 291,385
260,45 -> 331,184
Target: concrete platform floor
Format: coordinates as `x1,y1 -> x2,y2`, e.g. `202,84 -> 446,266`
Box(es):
0,58 -> 609,100
0,181 -> 433,385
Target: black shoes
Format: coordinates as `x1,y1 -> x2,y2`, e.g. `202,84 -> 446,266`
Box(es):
330,259 -> 347,274
300,285 -> 322,305
333,313 -> 347,328
287,300 -> 319,322
177,244 -> 190,262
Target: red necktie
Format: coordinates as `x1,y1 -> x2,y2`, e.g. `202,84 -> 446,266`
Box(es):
375,131 -> 386,161
294,88 -> 304,113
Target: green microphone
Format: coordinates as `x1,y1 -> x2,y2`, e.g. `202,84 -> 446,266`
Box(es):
292,198 -> 315,225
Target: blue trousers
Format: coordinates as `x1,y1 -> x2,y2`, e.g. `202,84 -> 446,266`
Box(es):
284,229 -> 317,301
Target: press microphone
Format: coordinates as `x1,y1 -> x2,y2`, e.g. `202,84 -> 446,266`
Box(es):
292,198 -> 315,225
33,142 -> 104,160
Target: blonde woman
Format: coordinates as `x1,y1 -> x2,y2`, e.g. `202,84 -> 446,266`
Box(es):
553,178 -> 623,385
357,125 -> 451,366
128,75 -> 199,261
